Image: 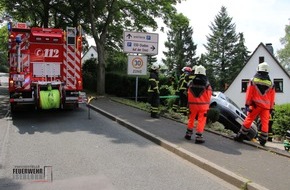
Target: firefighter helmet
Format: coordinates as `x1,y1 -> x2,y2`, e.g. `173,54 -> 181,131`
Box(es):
151,63 -> 160,70
182,66 -> 192,72
257,62 -> 269,72
194,65 -> 206,75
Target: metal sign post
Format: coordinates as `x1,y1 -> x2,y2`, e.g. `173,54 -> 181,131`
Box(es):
135,76 -> 138,102
87,96 -> 96,119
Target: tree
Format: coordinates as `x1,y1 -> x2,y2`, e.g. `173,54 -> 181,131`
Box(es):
85,0 -> 184,95
230,33 -> 250,84
277,23 -> 290,73
204,6 -> 249,91
0,0 -> 184,94
0,0 -> 87,28
162,13 -> 197,77
106,50 -> 127,73
0,25 -> 8,72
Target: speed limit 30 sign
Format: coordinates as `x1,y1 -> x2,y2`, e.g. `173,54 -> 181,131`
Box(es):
127,55 -> 147,75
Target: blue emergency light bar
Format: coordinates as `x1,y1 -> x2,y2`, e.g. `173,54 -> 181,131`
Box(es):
16,36 -> 22,43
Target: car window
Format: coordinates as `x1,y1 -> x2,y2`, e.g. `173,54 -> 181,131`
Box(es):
225,96 -> 240,109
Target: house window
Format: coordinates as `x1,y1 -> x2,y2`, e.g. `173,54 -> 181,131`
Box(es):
274,79 -> 283,93
259,57 -> 264,63
241,79 -> 249,92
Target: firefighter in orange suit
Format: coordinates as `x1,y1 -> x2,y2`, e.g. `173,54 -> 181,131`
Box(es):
148,63 -> 160,118
234,62 -> 275,146
185,65 -> 212,144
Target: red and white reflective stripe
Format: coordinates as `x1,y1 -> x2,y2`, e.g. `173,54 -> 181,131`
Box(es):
63,44 -> 73,89
22,53 -> 30,67
63,44 -> 81,90
9,53 -> 30,68
22,74 -> 31,90
76,50 -> 81,73
9,53 -> 16,67
11,34 -> 28,50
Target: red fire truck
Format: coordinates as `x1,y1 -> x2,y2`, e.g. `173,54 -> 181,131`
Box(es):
8,22 -> 83,111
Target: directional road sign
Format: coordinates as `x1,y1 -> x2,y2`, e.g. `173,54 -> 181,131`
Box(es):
123,31 -> 158,55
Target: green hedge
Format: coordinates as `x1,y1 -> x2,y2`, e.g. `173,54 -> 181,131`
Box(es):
105,73 -> 148,99
83,71 -> 98,92
105,72 -> 172,102
272,103 -> 290,137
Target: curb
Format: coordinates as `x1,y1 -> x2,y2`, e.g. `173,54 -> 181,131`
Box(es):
87,103 -> 268,190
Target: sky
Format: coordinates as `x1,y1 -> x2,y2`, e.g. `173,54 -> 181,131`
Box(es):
87,0 -> 290,63
162,0 -> 290,59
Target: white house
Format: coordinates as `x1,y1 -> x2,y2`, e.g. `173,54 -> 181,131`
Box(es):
224,43 -> 290,109
81,46 -> 98,65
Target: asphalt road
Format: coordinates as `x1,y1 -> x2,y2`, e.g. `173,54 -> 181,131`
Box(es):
0,88 -> 237,190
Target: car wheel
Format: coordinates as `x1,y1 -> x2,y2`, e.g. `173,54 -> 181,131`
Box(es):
244,126 -> 258,141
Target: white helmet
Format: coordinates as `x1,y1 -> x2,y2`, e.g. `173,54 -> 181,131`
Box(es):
194,65 -> 206,75
151,63 -> 160,70
257,62 -> 269,72
192,65 -> 197,71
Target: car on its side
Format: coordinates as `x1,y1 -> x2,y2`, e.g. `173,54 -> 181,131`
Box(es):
210,91 -> 257,140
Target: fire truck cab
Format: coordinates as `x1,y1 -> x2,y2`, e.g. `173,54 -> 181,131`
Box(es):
8,22 -> 83,111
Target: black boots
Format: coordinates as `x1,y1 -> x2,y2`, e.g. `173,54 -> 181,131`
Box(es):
184,129 -> 193,140
195,133 -> 205,144
234,125 -> 250,142
184,130 -> 205,144
258,132 -> 268,146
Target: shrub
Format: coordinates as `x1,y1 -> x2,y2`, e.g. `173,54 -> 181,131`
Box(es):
207,108 -> 220,124
0,65 -> 8,73
272,103 -> 290,137
83,71 -> 97,92
159,84 -> 176,107
82,59 -> 98,92
105,72 -> 148,100
104,72 -> 173,102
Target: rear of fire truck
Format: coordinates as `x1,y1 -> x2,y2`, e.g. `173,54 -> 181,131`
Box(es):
8,22 -> 83,111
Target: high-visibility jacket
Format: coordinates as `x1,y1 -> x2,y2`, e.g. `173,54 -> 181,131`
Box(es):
148,71 -> 159,94
245,77 -> 275,110
187,76 -> 212,110
178,73 -> 186,91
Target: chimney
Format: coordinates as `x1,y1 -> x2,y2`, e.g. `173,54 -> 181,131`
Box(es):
265,43 -> 274,55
